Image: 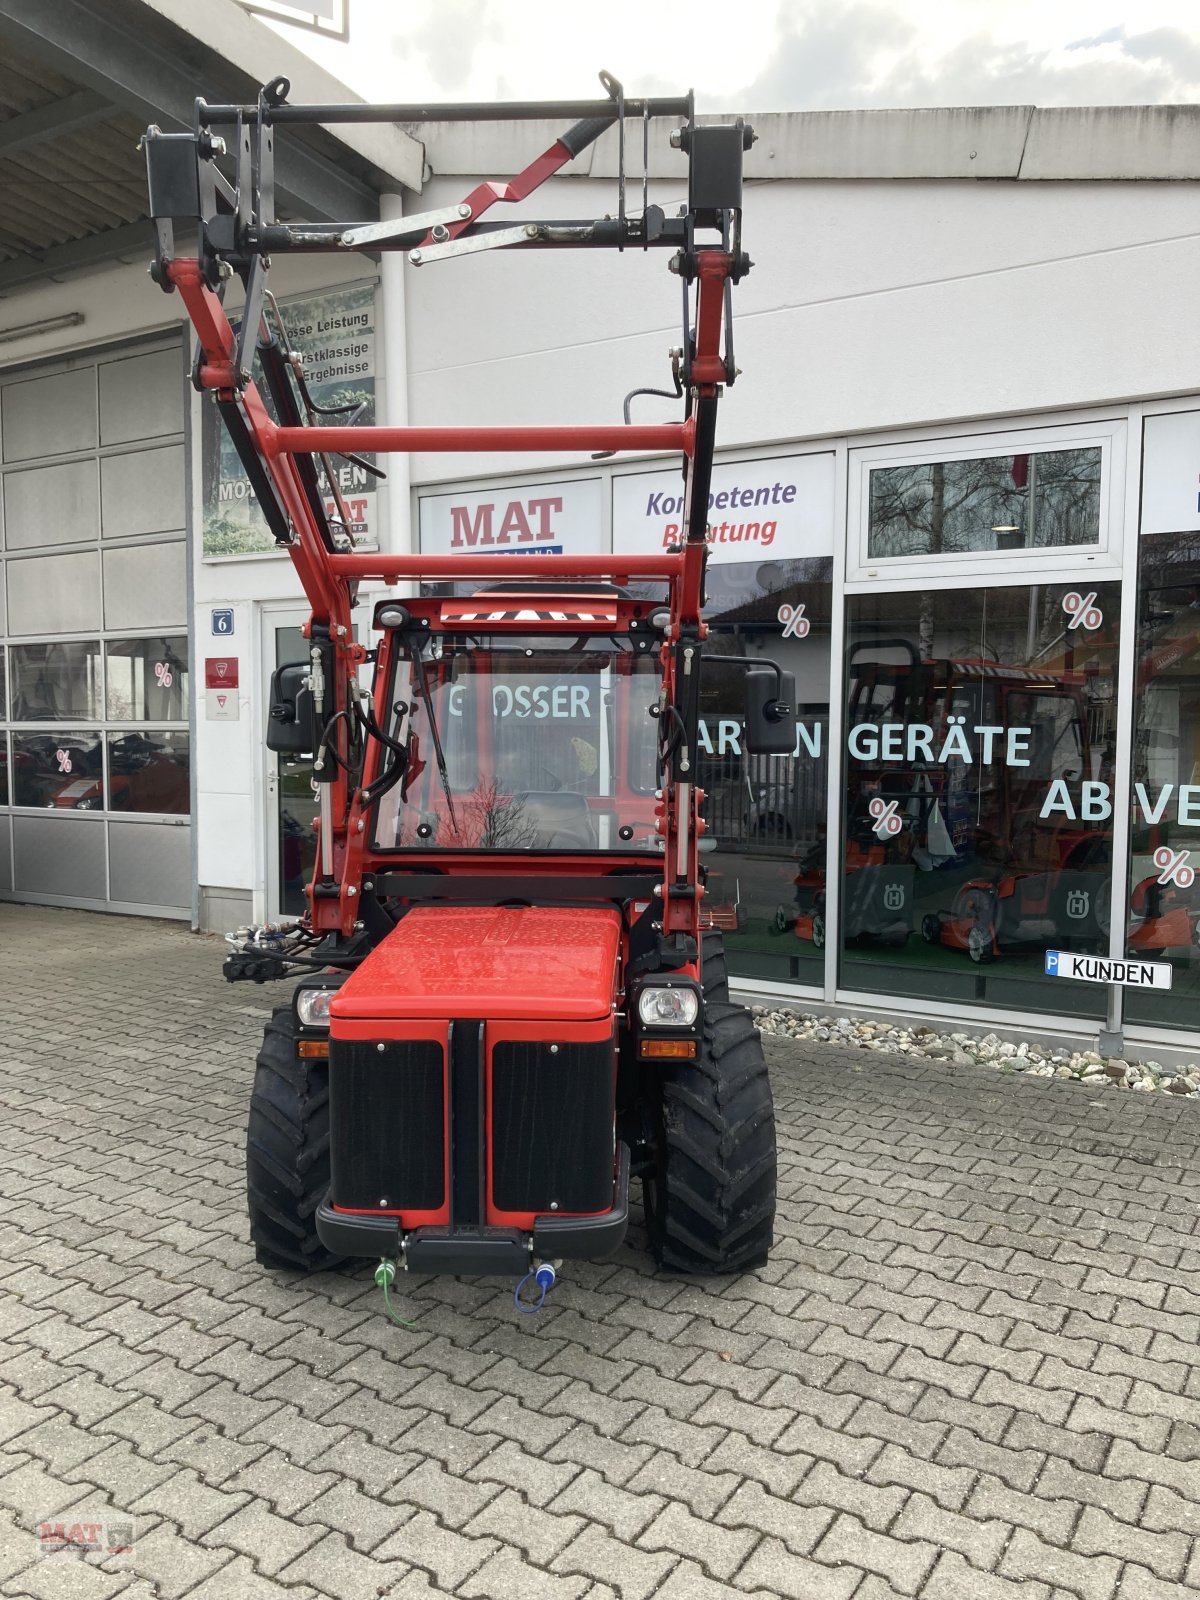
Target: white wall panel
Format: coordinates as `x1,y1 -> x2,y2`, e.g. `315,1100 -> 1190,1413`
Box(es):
7,550 -> 101,635
3,459 -> 100,550
99,347 -> 185,443
196,789 -> 255,890
1,367 -> 97,463
102,540 -> 186,629
108,819 -> 191,910
405,177 -> 1200,481
100,445 -> 185,538
1141,410 -> 1200,534
12,814 -> 106,899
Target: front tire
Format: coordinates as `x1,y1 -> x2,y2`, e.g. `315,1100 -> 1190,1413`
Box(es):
246,1007 -> 342,1272
644,1002 -> 776,1273
701,928 -> 730,1004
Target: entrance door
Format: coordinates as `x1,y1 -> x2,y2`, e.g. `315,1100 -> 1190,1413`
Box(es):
263,610 -> 319,919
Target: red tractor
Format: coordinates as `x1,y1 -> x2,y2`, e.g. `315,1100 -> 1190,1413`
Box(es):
145,76 -> 787,1282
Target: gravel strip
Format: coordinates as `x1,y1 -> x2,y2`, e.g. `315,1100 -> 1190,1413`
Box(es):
751,1006 -> 1200,1098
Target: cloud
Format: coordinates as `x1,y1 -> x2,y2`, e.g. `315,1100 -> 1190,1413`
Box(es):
1066,27 -> 1127,51
712,7 -> 1200,110
1118,26 -> 1200,81
705,4 -> 915,112
405,0 -> 500,93
270,0 -> 1200,114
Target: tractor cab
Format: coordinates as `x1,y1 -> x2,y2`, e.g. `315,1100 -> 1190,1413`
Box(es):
369,586 -> 665,858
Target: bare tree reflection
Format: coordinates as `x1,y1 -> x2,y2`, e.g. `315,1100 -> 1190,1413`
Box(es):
433,779 -> 539,850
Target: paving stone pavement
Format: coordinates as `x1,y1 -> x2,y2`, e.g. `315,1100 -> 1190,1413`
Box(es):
1,901 -> 1200,1599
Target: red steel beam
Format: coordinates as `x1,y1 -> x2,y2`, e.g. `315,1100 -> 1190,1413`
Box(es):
428,140 -> 585,248
270,422 -> 694,456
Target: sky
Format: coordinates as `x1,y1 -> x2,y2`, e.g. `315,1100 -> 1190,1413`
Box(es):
261,0 -> 1200,111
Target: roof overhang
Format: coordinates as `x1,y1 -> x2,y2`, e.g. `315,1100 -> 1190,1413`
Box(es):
0,0 -> 423,296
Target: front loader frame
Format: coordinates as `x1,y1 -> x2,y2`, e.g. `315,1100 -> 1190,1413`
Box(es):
144,73 -> 755,965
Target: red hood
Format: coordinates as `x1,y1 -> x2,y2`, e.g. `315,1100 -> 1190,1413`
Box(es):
330,905 -> 622,1023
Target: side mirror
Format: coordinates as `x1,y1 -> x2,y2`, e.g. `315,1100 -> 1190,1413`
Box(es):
744,667 -> 796,756
266,663 -> 317,755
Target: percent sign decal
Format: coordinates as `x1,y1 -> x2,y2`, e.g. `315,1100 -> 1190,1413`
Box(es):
154,661 -> 174,688
1154,846 -> 1195,889
1062,590 -> 1103,630
55,749 -> 72,774
869,797 -> 902,837
777,603 -> 810,639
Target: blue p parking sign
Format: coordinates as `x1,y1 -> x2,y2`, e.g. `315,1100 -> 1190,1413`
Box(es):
1045,950 -> 1060,975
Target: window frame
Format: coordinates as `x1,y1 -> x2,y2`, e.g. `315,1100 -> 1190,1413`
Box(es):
847,418 -> 1126,587
0,632 -> 190,821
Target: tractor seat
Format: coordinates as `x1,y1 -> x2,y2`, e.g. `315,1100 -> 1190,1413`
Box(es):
512,791 -> 597,850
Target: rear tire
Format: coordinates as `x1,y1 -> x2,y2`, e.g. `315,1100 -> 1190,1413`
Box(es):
701,929 -> 730,1004
644,1002 -> 776,1274
246,1006 -> 342,1273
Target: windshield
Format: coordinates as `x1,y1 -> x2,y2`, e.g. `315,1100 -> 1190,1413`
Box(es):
372,635 -> 664,852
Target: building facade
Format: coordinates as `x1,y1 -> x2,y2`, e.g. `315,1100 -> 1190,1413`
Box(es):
1,48 -> 1198,1056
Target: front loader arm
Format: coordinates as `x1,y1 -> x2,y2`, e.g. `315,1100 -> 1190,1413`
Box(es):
150,78 -> 752,949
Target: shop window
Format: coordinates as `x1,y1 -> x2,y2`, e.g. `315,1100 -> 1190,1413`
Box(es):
695,560 -> 833,988
104,636 -> 189,721
11,730 -> 104,809
613,451 -> 837,989
868,447 -> 1102,560
106,731 -> 189,815
10,641 -> 102,721
839,583 -> 1121,1017
1124,530 -> 1200,1030
0,649 -> 7,806
5,638 -> 188,816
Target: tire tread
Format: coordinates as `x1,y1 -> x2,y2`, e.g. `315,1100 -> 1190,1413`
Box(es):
646,1000 -> 776,1274
246,1007 -> 341,1272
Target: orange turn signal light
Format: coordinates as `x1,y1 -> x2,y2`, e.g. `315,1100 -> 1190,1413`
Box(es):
640,1039 -> 698,1060
297,1039 -> 330,1059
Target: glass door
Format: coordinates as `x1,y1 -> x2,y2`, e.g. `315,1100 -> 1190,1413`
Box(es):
264,611 -> 320,919
838,581 -> 1122,1019
1124,529 -> 1200,1031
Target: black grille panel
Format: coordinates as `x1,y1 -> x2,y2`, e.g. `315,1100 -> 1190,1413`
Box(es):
329,1038 -> 444,1212
491,1035 -> 615,1214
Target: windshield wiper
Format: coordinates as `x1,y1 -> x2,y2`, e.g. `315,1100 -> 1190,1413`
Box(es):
409,643 -> 460,836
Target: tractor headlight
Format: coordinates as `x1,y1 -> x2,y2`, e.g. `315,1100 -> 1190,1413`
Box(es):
638,985 -> 699,1028
295,987 -> 334,1029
